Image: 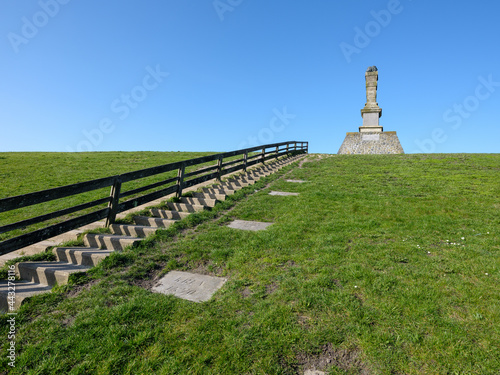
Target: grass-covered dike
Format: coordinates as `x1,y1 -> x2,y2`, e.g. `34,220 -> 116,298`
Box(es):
0,151 -> 217,242
1,153 -> 499,374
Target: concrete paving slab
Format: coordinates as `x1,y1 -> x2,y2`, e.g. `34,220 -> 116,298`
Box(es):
269,191 -> 299,196
286,179 -> 308,183
227,220 -> 273,231
152,271 -> 227,303
0,280 -> 53,311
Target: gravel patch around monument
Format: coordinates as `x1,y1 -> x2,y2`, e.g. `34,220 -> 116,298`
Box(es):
227,220 -> 273,231
152,271 -> 227,303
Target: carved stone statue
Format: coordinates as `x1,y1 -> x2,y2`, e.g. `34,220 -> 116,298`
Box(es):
366,66 -> 378,72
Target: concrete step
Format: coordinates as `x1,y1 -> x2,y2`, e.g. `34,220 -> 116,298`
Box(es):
202,187 -> 236,195
83,234 -> 142,250
134,216 -> 177,228
250,167 -> 271,173
244,175 -> 263,181
110,224 -> 157,237
258,167 -> 276,173
191,192 -> 226,201
220,181 -> 250,189
150,208 -> 190,220
226,177 -> 256,185
239,176 -> 258,182
247,171 -> 269,178
166,202 -> 206,212
180,196 -> 217,207
16,261 -> 90,287
53,247 -> 113,267
0,280 -> 53,312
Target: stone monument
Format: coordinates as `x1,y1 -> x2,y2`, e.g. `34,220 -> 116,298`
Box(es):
338,66 -> 404,154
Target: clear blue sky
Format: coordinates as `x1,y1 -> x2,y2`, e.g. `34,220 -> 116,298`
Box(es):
1,0 -> 499,154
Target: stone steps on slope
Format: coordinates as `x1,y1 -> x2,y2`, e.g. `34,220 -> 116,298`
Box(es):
53,247 -> 113,267
0,154 -> 305,312
83,233 -> 143,251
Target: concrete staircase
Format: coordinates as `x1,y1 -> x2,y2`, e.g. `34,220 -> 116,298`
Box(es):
0,154 -> 304,312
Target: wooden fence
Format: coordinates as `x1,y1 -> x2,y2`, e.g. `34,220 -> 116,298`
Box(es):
0,141 -> 308,255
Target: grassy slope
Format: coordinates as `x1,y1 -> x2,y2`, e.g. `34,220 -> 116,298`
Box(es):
0,154 -> 499,374
0,152 -> 216,241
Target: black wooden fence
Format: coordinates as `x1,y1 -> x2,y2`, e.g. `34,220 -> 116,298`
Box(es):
0,141 -> 308,255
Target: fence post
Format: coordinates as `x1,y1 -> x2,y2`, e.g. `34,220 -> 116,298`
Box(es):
286,143 -> 289,156
275,145 -> 279,161
243,151 -> 248,173
176,164 -> 185,198
261,147 -> 265,164
294,142 -> 297,152
105,177 -> 122,227
216,156 -> 223,182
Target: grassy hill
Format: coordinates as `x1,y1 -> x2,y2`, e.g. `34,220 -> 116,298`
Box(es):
1,153 -> 499,374
0,151 -> 217,241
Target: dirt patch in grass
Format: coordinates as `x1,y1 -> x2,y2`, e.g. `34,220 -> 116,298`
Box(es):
241,287 -> 252,298
298,155 -> 311,168
298,315 -> 311,329
65,278 -> 99,299
297,343 -> 370,374
60,314 -> 75,328
278,260 -> 297,268
266,282 -> 279,294
189,260 -> 225,276
130,270 -> 159,290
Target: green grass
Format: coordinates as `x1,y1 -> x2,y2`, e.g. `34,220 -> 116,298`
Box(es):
1,153 -> 499,374
0,151 -> 219,241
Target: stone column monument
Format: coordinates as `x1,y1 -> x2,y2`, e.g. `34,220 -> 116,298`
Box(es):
360,66 -> 383,133
337,66 -> 404,154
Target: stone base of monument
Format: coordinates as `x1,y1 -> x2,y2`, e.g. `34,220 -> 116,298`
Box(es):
337,131 -> 404,155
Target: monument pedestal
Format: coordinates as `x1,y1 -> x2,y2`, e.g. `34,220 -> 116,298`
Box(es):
338,66 -> 404,155
338,131 -> 404,154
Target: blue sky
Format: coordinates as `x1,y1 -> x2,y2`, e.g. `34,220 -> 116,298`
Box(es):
1,0 -> 499,154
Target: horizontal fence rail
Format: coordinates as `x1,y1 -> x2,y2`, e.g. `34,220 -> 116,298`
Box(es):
0,141 -> 308,255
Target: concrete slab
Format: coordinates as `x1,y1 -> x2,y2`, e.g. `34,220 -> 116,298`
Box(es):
269,191 -> 299,196
304,371 -> 325,375
0,280 -> 53,311
152,271 -> 227,303
227,220 -> 273,231
286,179 -> 307,183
